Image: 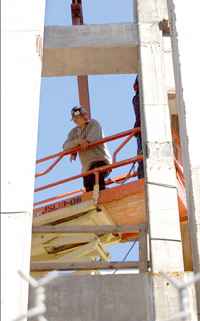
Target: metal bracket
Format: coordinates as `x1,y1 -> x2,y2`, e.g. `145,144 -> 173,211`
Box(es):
159,19 -> 171,36
36,35 -> 43,59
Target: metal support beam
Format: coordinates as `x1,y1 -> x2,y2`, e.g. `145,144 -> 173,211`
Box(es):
77,76 -> 91,118
136,0 -> 184,272
71,0 -> 91,117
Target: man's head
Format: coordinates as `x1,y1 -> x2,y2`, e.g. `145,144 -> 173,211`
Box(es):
133,76 -> 139,93
70,106 -> 89,127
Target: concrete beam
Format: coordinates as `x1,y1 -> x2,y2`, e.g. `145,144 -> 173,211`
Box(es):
42,23 -> 138,76
136,0 -> 184,272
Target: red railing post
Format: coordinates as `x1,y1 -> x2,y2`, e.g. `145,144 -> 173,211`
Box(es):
112,128 -> 140,163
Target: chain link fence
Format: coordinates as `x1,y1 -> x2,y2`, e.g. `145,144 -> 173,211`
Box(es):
14,270 -> 200,321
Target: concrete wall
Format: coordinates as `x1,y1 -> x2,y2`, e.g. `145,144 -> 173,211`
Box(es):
1,214 -> 32,321
167,0 -> 200,314
29,274 -> 198,321
1,0 -> 45,320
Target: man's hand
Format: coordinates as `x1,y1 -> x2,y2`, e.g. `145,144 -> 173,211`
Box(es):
79,139 -> 89,151
70,152 -> 77,162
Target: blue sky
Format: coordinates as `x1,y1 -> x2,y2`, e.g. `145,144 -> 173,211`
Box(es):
44,0 -> 135,25
35,0 -> 139,263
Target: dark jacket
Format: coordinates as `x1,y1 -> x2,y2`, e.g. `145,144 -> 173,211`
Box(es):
132,92 -> 140,128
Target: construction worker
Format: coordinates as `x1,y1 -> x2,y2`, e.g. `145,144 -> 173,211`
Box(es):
63,106 -> 112,192
132,76 -> 144,179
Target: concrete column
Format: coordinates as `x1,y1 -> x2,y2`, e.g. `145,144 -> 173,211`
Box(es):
1,0 -> 45,320
1,213 -> 33,321
167,0 -> 200,316
136,0 -> 184,272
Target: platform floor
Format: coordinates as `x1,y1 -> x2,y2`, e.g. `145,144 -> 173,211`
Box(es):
32,178 -> 190,270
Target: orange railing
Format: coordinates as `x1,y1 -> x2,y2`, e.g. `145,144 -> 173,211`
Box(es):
34,126 -> 187,219
36,128 -> 140,177
34,128 -> 141,207
33,172 -> 138,207
35,156 -> 143,193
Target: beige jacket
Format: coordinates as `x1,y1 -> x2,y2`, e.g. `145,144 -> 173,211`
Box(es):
63,119 -> 112,172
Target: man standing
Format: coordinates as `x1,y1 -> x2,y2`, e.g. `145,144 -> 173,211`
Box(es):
132,76 -> 144,179
63,106 -> 112,192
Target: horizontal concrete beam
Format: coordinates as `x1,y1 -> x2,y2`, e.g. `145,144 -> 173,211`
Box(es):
44,24 -> 138,48
42,23 -> 138,76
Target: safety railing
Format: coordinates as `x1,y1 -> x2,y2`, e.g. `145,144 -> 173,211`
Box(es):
34,172 -> 138,207
34,128 -> 142,207
171,131 -> 185,188
35,156 -> 142,193
112,129 -> 138,163
34,127 -> 186,211
35,128 -> 140,177
174,159 -> 185,187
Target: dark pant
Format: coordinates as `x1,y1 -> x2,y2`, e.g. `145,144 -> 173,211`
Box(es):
83,161 -> 109,192
136,134 -> 144,179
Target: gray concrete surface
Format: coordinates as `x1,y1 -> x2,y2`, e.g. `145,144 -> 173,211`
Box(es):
136,0 -> 184,272
42,23 -> 138,76
29,273 -> 198,321
167,0 -> 200,316
44,23 -> 138,49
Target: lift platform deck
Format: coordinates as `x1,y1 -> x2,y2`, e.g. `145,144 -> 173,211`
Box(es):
32,175 -> 187,268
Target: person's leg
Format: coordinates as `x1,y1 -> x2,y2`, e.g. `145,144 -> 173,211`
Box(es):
88,161 -> 108,191
137,135 -> 144,179
138,161 -> 144,178
83,173 -> 95,192
99,172 -> 106,190
137,135 -> 142,154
